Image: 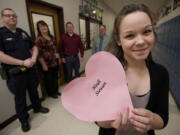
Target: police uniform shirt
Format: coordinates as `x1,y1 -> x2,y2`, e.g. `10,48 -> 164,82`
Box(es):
0,26 -> 34,64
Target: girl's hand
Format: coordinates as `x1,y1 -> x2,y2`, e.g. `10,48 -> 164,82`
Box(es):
97,107 -> 130,131
130,108 -> 154,133
111,107 -> 130,130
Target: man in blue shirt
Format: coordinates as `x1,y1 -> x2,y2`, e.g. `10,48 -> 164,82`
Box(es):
92,25 -> 110,54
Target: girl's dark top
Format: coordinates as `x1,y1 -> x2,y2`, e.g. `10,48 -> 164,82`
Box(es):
98,61 -> 169,135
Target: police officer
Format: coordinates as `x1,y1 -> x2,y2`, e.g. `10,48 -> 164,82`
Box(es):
0,8 -> 49,132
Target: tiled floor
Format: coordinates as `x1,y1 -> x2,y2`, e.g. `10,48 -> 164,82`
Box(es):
0,84 -> 180,135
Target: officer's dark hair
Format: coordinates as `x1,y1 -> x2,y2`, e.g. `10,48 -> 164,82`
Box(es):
36,20 -> 53,38
66,21 -> 74,27
107,4 -> 155,68
1,8 -> 15,16
100,24 -> 106,29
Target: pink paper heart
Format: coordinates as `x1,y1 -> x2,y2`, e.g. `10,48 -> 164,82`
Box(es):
61,51 -> 133,121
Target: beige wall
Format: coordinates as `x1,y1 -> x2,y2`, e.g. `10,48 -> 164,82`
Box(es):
99,1 -> 116,36
43,0 -> 81,34
0,78 -> 15,123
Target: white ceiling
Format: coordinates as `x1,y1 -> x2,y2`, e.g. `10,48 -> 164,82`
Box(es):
101,0 -> 170,16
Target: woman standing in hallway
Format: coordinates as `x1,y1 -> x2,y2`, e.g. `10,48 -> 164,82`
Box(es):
97,4 -> 169,135
35,20 -> 61,99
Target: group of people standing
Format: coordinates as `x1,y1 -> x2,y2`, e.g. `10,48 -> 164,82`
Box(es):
35,19 -> 110,93
0,8 -> 85,132
0,3 -> 169,135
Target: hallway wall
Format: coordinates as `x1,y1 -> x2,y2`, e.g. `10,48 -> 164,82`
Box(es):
43,0 -> 116,35
153,7 -> 180,108
99,1 -> 116,35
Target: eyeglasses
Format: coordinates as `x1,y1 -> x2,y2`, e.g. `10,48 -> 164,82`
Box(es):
2,14 -> 17,18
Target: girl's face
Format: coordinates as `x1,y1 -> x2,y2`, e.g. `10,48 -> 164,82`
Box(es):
118,11 -> 154,62
39,24 -> 48,34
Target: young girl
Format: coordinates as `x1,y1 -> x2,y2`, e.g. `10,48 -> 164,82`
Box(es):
97,4 -> 169,135
35,20 -> 61,98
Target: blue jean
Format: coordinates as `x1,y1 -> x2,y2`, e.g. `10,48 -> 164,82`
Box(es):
65,55 -> 80,82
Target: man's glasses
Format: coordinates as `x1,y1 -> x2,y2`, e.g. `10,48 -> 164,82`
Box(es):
2,14 -> 17,18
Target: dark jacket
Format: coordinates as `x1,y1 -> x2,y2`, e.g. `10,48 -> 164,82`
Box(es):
98,61 -> 169,135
